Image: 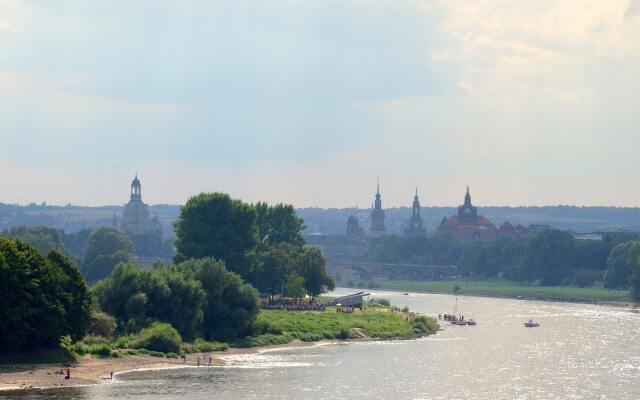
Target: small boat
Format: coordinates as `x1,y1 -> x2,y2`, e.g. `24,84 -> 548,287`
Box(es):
466,319 -> 477,326
524,319 -> 540,328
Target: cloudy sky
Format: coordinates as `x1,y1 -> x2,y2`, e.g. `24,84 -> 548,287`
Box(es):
0,0 -> 639,207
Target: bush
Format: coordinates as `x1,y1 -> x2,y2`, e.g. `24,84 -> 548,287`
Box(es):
132,322 -> 182,354
298,333 -> 322,342
181,339 -> 229,353
411,316 -> 438,334
367,298 -> 390,308
87,312 -> 117,338
337,328 -> 350,340
453,285 -> 461,293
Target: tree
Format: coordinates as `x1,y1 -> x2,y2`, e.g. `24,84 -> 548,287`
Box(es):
255,202 -> 305,248
83,227 -> 134,283
173,193 -> 258,277
628,242 -> 640,302
293,247 -> 335,296
519,229 -> 575,285
179,258 -> 260,342
603,242 -> 634,289
249,245 -> 292,295
93,263 -> 206,341
0,238 -> 91,350
2,225 -> 64,254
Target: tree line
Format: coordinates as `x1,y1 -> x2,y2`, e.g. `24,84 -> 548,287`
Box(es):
0,192 -> 335,352
365,230 -> 640,296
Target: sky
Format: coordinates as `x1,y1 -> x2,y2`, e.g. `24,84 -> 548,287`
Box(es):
0,0 -> 639,208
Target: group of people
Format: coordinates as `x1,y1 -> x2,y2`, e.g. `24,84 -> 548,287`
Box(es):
439,314 -> 465,321
263,301 -> 326,312
56,367 -> 71,379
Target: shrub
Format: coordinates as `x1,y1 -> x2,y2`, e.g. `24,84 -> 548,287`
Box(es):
91,343 -> 113,357
337,328 -> 350,340
322,331 -> 335,340
87,312 -> 117,338
298,333 -> 322,342
453,285 -> 461,293
132,322 -> 182,354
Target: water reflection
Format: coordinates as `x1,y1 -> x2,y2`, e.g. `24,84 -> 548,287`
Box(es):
4,289 -> 640,400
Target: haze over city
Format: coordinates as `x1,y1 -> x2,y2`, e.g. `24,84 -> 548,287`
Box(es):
1,0 -> 639,207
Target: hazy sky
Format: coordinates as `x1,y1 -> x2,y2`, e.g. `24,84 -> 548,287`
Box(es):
1,0 -> 639,208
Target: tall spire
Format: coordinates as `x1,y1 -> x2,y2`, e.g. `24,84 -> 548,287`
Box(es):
376,176 -> 380,195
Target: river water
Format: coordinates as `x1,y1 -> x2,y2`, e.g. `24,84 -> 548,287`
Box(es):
4,288 -> 640,400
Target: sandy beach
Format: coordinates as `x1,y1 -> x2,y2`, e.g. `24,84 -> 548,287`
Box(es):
0,341 -> 332,392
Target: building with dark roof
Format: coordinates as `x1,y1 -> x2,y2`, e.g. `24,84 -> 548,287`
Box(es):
437,187 -> 498,240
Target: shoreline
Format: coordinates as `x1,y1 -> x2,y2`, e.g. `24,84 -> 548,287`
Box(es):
338,284 -> 635,308
0,339 -> 372,393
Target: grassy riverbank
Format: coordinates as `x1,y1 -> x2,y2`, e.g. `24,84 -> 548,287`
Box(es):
339,278 -> 631,304
236,307 -> 437,347
1,307 -> 437,391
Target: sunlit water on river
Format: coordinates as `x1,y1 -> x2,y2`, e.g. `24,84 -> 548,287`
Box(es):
4,288 -> 640,400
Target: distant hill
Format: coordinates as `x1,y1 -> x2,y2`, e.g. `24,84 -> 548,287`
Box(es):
2,203 -> 639,237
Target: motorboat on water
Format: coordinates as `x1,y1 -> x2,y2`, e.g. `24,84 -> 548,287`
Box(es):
466,319 -> 477,326
524,319 -> 540,327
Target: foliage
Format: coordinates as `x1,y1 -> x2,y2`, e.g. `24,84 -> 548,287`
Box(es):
87,311 -> 117,338
180,258 -> 260,342
251,308 -> 437,346
93,263 -> 206,340
82,227 -> 134,283
181,339 -> 229,354
173,193 -> 258,277
132,322 -> 182,354
294,247 -> 335,296
2,226 -> 65,254
254,202 -> 305,248
627,242 -> 640,301
603,242 -> 635,289
519,230 -> 575,285
0,238 -> 91,350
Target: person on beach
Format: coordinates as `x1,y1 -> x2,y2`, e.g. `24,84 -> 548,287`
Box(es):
110,372 -> 113,380
65,368 -> 71,380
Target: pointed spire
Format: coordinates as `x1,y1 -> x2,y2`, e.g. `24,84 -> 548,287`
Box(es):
466,185 -> 470,195
376,176 -> 380,195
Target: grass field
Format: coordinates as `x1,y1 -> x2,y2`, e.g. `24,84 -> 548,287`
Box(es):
338,278 -> 631,303
234,307 -> 438,348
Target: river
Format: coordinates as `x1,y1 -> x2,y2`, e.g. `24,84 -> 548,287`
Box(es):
4,289 -> 640,400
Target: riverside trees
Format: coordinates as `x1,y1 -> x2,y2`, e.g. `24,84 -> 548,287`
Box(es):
0,238 -> 91,350
174,192 -> 334,298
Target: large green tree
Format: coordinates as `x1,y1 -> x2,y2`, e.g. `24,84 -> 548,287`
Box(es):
628,242 -> 640,302
255,202 -> 305,248
294,247 -> 335,296
603,242 -> 635,289
519,229 -> 575,285
173,193 -> 258,277
180,258 -> 260,342
93,263 -> 206,340
83,227 -> 134,283
0,238 -> 91,350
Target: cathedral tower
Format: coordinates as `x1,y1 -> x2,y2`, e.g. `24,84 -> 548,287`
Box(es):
370,179 -> 386,235
404,188 -> 426,236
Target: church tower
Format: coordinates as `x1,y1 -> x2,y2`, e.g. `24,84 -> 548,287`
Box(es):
457,186 -> 478,224
370,179 -> 386,235
404,188 -> 426,236
122,174 -> 151,235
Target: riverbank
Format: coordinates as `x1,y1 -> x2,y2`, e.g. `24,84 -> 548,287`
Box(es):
0,341 -> 327,392
1,308 -> 437,392
340,279 -> 632,305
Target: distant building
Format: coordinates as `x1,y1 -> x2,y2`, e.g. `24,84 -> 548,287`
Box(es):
404,189 -> 426,237
370,180 -> 385,236
121,175 -> 162,237
437,187 -> 498,240
305,215 -> 368,264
